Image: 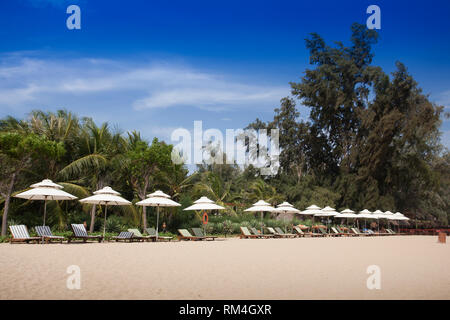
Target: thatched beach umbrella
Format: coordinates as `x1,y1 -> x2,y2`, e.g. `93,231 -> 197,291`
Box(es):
136,190 -> 180,241
79,186 -> 131,239
244,200 -> 276,234
15,179 -> 77,226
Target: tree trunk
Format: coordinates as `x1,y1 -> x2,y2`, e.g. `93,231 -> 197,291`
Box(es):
1,173 -> 16,236
89,204 -> 96,233
142,206 -> 147,230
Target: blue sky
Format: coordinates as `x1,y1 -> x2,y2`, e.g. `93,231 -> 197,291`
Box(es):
0,0 -> 449,148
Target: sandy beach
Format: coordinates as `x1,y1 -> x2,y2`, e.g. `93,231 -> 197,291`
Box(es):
0,236 -> 448,300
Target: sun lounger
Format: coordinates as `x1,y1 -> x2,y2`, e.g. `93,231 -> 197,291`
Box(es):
68,224 -> 103,243
178,229 -> 205,240
240,226 -> 260,239
330,227 -> 344,236
128,228 -> 155,242
9,225 -> 41,244
111,231 -> 135,242
192,228 -> 217,241
293,226 -> 307,237
250,227 -> 274,238
336,226 -> 354,236
35,225 -> 65,243
274,227 -> 296,238
146,227 -> 173,241
386,228 -> 404,235
266,227 -> 293,238
266,227 -> 284,238
350,227 -> 367,236
318,227 -> 330,237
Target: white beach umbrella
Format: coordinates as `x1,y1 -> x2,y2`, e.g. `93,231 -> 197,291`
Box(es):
314,206 -> 338,231
335,208 -> 357,218
136,190 -> 180,240
358,209 -> 373,219
372,210 -> 385,233
334,208 -> 358,229
15,179 -> 77,225
79,186 -> 131,239
275,202 -> 300,231
275,202 -> 301,214
316,206 -> 338,217
389,212 -> 410,232
244,200 -> 276,233
382,211 -> 395,229
183,196 -> 226,211
357,209 -> 374,229
183,196 -> 225,236
299,204 -> 323,216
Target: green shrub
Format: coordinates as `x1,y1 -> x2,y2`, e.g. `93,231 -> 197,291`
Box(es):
101,216 -> 124,233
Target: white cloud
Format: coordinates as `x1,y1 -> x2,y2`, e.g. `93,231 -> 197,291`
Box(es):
0,54 -> 287,113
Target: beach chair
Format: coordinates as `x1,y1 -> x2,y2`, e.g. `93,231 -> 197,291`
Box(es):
330,227 -> 344,237
128,228 -> 155,242
350,228 -> 367,236
266,227 -> 293,238
9,225 -> 41,244
336,226 -> 353,237
250,227 -> 274,238
111,231 -> 135,242
274,227 -> 296,238
35,226 -> 65,243
146,227 -> 173,241
239,227 -> 260,239
178,229 -> 205,241
191,228 -> 217,241
293,226 -> 307,237
68,224 -> 103,243
318,227 -> 330,237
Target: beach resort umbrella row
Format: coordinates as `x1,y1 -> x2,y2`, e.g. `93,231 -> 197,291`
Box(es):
15,179 -> 410,238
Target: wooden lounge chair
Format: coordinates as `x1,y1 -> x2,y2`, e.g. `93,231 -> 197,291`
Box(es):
350,227 -> 367,236
293,226 -> 307,237
146,227 -> 173,241
250,227 -> 274,238
9,225 -> 41,244
266,227 -> 293,238
240,226 -> 260,239
274,227 -> 296,238
178,229 -> 204,241
35,226 -> 65,243
386,228 -> 404,235
68,224 -> 103,243
191,228 -> 217,241
336,226 -> 354,236
128,228 -> 155,242
111,231 -> 135,242
318,227 -> 330,237
330,227 -> 344,237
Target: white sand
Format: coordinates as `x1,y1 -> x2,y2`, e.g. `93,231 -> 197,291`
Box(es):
0,236 -> 448,299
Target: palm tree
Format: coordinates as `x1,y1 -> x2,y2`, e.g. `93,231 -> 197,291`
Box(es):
58,120 -> 122,232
